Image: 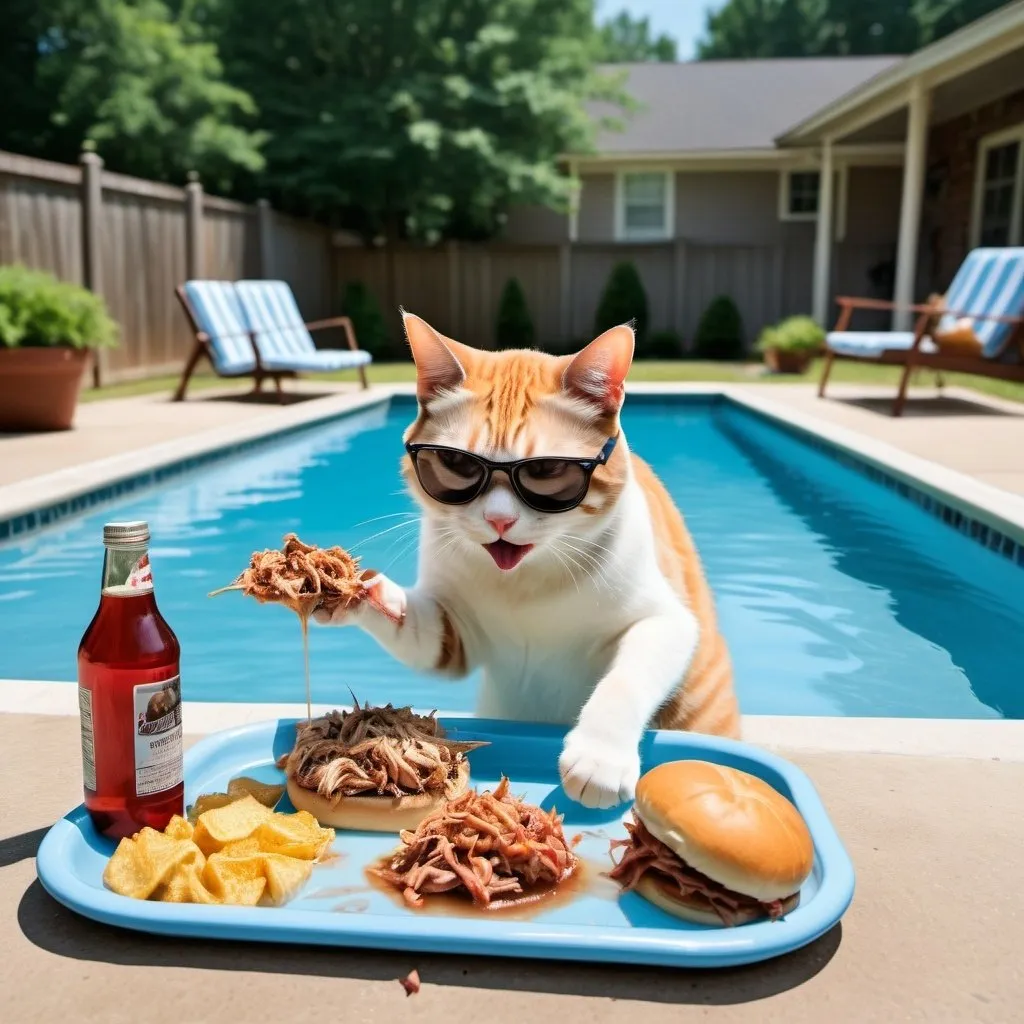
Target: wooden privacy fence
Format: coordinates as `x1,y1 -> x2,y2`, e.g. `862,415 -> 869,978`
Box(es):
332,238 -> 820,353
0,149 -> 334,385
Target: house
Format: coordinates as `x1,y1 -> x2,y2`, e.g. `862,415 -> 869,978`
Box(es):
496,0 -> 1024,347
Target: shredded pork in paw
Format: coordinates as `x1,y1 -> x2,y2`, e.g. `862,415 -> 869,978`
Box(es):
371,777 -> 580,908
277,701 -> 488,801
608,813 -> 788,927
214,533 -> 364,617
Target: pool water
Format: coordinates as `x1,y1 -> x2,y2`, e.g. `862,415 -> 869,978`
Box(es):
1,397 -> 1022,719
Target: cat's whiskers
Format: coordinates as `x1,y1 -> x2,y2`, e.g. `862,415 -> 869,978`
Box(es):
350,517 -> 421,552
345,511 -> 419,532
551,539 -> 601,592
558,535 -> 628,590
547,544 -> 582,595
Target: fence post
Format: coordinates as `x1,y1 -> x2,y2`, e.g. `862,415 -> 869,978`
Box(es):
559,243 -> 573,345
447,241 -> 461,338
80,149 -> 105,387
257,198 -> 274,277
185,171 -> 204,280
672,239 -> 687,347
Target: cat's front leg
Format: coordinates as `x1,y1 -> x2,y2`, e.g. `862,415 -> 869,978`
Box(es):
559,606 -> 699,809
314,573 -> 469,677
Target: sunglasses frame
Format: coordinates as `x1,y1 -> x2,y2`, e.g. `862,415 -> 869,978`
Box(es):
405,435 -> 619,513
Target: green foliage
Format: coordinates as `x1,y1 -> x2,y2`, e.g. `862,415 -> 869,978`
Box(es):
0,265 -> 119,350
693,295 -> 744,360
756,315 -> 825,353
340,281 -> 393,359
646,329 -> 683,359
696,0 -> 1007,58
2,0 -> 264,190
596,11 -> 677,62
594,262 -> 649,351
205,0 -> 628,240
495,278 -> 535,349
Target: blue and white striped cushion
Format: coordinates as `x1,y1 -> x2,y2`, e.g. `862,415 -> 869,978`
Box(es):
182,280 -> 256,374
235,280 -> 316,363
936,247 -> 1024,358
258,349 -> 372,372
826,331 -> 937,358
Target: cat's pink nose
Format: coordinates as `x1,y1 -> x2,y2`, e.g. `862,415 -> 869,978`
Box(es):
485,513 -> 518,537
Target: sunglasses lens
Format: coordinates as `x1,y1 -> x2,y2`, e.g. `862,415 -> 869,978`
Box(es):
414,448 -> 486,503
515,459 -> 589,511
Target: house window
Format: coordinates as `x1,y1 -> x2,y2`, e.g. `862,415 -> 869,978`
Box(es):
617,171 -> 672,240
972,124 -> 1024,247
780,170 -> 821,220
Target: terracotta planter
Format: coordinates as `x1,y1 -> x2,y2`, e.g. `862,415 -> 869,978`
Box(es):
0,347 -> 90,431
763,347 -> 813,374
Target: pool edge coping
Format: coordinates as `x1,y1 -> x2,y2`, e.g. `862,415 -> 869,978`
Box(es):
2,680 -> 1020,760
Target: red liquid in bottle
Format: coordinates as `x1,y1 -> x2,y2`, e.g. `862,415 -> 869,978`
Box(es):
77,521 -> 184,839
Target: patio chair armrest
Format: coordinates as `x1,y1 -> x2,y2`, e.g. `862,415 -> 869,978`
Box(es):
305,316 -> 362,353
835,296 -> 938,314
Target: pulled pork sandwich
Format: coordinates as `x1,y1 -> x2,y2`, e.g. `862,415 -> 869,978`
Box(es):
278,702 -> 487,832
608,760 -> 814,927
371,777 -> 580,909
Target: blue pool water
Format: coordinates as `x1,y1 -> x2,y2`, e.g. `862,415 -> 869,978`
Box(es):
1,397 -> 1022,719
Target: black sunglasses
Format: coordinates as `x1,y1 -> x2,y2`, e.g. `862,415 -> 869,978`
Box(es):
405,436 -> 618,513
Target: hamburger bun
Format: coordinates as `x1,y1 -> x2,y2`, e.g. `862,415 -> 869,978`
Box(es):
286,758 -> 470,833
634,760 -> 814,903
635,874 -> 801,927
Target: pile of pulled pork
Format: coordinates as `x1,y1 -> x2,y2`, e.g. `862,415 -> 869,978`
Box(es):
371,777 -> 579,907
608,813 -> 789,927
278,702 -> 486,801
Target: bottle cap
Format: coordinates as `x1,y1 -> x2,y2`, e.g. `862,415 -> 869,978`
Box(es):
103,521 -> 151,547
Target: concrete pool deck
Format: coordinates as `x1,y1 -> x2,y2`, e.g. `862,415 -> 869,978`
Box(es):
1,379 -> 1023,1020
2,713 -> 1020,1024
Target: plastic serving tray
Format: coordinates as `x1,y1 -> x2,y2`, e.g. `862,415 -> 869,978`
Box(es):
37,717 -> 855,969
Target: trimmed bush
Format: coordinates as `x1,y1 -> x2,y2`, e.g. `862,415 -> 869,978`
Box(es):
755,315 -> 825,353
594,261 -> 649,351
340,280 -> 394,359
495,277 -> 535,349
693,295 -> 744,360
647,329 -> 682,359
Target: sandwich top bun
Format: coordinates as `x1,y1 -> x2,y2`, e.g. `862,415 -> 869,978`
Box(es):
634,760 -> 814,903
286,758 -> 470,833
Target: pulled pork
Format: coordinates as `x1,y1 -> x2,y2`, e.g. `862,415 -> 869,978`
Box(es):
371,777 -> 579,908
212,533 -> 364,617
608,813 -> 789,927
278,702 -> 487,801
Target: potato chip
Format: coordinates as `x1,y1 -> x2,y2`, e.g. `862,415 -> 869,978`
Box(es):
227,776 -> 285,808
154,863 -> 219,904
192,794 -> 274,856
187,792 -> 238,823
202,851 -> 268,906
164,815 -> 194,842
103,827 -> 204,900
260,853 -> 314,906
254,810 -> 335,861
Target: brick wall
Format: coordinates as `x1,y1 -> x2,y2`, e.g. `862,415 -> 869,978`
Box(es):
924,88 -> 1024,291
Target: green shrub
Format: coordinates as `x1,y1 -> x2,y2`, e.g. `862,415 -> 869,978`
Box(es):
0,264 -> 118,349
693,295 -> 744,360
594,261 -> 649,351
495,277 -> 535,349
340,280 -> 394,359
755,315 -> 825,353
646,329 -> 682,359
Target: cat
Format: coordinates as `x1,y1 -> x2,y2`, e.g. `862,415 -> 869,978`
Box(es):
315,312 -> 739,808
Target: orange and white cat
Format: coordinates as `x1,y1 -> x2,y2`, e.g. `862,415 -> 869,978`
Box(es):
316,313 -> 739,808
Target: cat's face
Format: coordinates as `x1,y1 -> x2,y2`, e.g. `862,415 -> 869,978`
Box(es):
400,313 -> 634,574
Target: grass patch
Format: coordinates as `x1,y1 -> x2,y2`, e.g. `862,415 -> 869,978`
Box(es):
80,359 -> 1024,405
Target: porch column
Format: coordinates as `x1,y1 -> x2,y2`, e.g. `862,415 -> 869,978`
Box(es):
812,138 -> 835,327
893,79 -> 931,330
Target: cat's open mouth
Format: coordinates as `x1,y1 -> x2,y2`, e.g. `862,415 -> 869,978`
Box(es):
483,540 -> 534,571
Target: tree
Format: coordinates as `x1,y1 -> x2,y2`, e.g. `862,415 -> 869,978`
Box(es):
697,0 -> 1009,59
594,262 -> 648,351
205,0 -> 627,242
596,10 -> 677,62
1,1 -> 264,190
495,277 -> 535,348
693,295 -> 744,360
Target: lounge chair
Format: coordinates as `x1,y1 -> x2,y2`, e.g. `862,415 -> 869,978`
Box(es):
818,247 -> 1024,416
174,279 -> 371,401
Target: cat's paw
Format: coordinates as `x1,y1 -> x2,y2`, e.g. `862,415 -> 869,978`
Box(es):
312,572 -> 406,626
558,729 -> 640,809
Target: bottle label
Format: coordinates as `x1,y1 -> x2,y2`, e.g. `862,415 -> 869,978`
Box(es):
133,676 -> 183,797
126,553 -> 154,592
78,686 -> 97,792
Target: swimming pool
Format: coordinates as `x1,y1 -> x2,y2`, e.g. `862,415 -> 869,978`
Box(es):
1,395 -> 1022,719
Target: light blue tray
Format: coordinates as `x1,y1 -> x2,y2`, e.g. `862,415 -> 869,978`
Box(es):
36,717 -> 855,969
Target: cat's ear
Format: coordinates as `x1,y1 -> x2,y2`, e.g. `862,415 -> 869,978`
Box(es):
561,324 -> 635,415
401,310 -> 466,403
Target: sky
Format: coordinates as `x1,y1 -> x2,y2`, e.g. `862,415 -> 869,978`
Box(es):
596,0 -> 729,59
